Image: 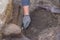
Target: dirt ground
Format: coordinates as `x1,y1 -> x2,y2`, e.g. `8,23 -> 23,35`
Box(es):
25,8 -> 58,40
2,7 -> 60,40
1,0 -> 60,40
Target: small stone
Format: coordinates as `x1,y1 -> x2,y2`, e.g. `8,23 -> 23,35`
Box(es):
3,39 -> 6,40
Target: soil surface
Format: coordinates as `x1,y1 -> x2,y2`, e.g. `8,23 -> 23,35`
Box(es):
2,0 -> 60,40
2,7 -> 60,40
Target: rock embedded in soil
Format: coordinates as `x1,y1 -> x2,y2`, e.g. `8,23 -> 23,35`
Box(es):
3,23 -> 21,35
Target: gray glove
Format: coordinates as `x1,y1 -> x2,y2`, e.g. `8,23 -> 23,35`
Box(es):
23,15 -> 31,29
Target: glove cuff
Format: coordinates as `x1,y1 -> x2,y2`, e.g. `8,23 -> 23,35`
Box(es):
23,14 -> 30,17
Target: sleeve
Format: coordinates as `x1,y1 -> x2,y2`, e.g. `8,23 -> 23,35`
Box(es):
21,0 -> 30,6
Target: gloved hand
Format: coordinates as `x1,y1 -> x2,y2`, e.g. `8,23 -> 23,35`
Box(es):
23,15 -> 31,29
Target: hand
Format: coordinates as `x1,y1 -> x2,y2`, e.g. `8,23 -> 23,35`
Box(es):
23,15 -> 31,29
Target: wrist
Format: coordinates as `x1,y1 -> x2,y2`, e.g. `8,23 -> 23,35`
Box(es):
23,13 -> 30,16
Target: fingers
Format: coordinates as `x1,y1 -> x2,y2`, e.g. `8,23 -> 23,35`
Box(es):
23,15 -> 31,29
24,19 -> 31,29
